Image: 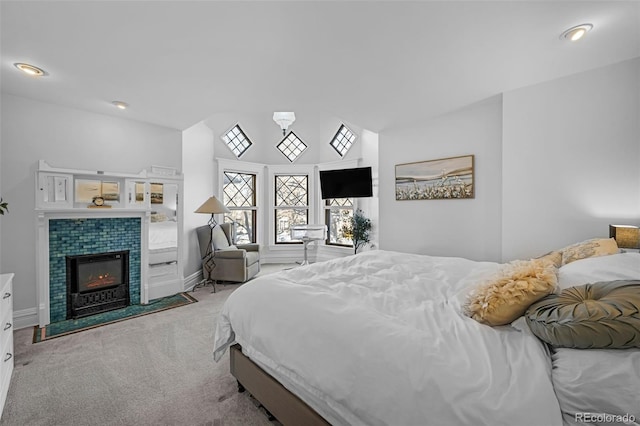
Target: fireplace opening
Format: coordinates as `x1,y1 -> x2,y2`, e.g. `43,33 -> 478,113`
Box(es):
66,251 -> 130,319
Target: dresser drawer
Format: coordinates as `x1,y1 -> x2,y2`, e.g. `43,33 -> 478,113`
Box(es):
0,279 -> 11,320
0,311 -> 12,356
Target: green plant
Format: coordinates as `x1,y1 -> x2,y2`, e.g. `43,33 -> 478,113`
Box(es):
342,209 -> 372,254
0,198 -> 7,216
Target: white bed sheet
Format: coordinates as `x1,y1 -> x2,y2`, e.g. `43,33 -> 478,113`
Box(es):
213,250 -> 563,426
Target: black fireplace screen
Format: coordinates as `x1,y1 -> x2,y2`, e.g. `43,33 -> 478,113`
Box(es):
66,250 -> 130,319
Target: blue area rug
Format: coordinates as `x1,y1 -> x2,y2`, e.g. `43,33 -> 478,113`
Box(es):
33,292 -> 197,343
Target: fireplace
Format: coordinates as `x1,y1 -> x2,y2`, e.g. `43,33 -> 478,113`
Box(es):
66,250 -> 130,319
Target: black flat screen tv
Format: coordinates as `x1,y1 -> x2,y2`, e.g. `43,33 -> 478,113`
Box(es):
320,167 -> 373,199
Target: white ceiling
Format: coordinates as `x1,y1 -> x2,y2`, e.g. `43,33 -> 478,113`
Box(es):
1,1 -> 639,132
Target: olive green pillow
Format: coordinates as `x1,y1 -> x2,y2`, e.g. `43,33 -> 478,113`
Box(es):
525,280 -> 640,349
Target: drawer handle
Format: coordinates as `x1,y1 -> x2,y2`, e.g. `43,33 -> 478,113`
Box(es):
4,353 -> 11,362
3,322 -> 11,331
2,292 -> 10,299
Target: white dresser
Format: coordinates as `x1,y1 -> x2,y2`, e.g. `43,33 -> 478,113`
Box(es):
0,273 -> 14,417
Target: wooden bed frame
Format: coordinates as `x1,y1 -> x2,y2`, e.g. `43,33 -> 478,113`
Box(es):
230,344 -> 330,425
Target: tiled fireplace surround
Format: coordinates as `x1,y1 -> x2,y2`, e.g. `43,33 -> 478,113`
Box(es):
46,217 -> 141,324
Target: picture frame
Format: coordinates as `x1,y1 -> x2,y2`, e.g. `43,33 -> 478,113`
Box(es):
395,155 -> 474,200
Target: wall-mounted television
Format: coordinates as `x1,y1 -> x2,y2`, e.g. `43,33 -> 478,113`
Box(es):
320,167 -> 373,199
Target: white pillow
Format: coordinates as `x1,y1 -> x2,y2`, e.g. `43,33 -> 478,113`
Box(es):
558,252 -> 640,290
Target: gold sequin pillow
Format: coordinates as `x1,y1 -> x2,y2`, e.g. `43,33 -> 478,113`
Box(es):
464,258 -> 558,326
560,238 -> 619,266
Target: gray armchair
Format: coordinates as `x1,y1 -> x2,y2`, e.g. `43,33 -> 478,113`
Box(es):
196,223 -> 260,284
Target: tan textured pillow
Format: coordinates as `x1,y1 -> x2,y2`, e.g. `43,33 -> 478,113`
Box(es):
560,238 -> 619,266
464,258 -> 558,326
536,251 -> 563,268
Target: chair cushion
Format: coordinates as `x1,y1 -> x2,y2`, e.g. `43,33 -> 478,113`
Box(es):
211,225 -> 230,250
525,280 -> 640,349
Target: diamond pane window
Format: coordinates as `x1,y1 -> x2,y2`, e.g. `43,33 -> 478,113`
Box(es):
276,132 -> 307,162
275,175 -> 308,243
221,125 -> 252,158
325,198 -> 354,247
329,124 -> 357,157
275,175 -> 308,206
223,172 -> 257,243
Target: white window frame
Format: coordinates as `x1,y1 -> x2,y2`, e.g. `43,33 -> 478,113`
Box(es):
217,158 -> 264,245
267,164 -> 316,248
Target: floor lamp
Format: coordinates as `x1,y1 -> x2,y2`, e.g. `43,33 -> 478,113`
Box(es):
194,195 -> 230,292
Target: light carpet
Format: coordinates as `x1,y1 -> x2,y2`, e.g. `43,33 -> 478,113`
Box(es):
1,264 -> 293,426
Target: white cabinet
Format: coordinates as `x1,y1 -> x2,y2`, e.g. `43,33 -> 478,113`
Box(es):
36,172 -> 73,209
125,179 -> 149,209
0,274 -> 14,418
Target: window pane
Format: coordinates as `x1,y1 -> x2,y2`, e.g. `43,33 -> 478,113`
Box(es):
329,124 -> 357,157
223,172 -> 257,243
276,132 -> 307,162
276,208 -> 308,242
327,208 -> 353,245
224,210 -> 255,244
275,175 -> 308,206
221,125 -> 253,158
223,172 -> 256,207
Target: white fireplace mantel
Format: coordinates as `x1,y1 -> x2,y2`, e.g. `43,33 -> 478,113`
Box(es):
36,209 -> 150,327
34,161 -> 184,328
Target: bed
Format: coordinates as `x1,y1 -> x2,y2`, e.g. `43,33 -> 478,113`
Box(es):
213,249 -> 640,426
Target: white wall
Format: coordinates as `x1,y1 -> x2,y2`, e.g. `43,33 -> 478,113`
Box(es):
0,94 -> 182,315
357,128 -> 380,252
181,122 -> 215,278
502,58 -> 640,261
378,96 -> 503,262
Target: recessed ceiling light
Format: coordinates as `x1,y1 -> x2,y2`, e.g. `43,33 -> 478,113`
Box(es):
14,62 -> 46,77
111,101 -> 129,110
560,24 -> 593,42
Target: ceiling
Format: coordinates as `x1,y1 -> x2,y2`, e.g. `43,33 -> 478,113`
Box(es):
1,1 -> 639,132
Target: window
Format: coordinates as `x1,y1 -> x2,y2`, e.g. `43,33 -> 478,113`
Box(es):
223,171 -> 257,244
325,198 -> 354,247
274,175 -> 308,243
276,132 -> 307,163
221,125 -> 253,158
329,124 -> 357,157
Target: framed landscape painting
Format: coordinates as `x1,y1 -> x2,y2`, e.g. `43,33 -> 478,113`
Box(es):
395,155 -> 474,200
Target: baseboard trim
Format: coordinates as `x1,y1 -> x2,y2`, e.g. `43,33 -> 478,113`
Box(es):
14,307 -> 38,330
183,270 -> 203,292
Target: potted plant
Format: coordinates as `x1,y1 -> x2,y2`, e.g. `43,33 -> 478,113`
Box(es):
342,209 -> 372,254
0,198 -> 7,216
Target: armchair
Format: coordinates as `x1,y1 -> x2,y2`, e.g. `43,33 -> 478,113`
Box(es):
196,223 -> 260,285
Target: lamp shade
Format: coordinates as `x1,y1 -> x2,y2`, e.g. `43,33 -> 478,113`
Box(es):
609,224 -> 640,249
195,196 -> 230,214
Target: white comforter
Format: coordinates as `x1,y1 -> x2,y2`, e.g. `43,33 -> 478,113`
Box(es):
213,250 -> 563,426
